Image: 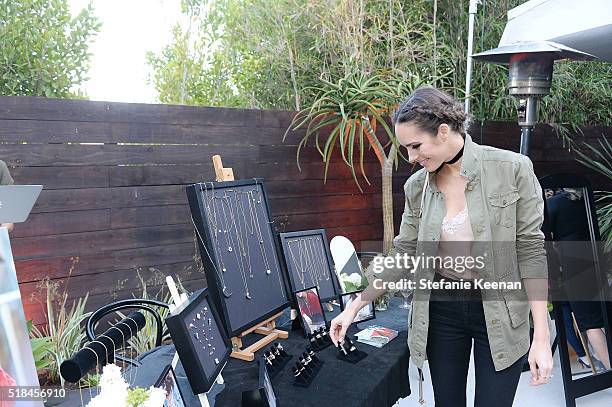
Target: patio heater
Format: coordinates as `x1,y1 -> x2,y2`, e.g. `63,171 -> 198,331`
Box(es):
472,41 -> 594,156
470,0 -> 612,156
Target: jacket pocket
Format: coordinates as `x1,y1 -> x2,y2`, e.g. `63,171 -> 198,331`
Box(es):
489,190 -> 520,228
502,292 -> 529,328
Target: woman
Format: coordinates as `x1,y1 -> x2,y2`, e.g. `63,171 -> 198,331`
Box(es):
330,87 -> 553,406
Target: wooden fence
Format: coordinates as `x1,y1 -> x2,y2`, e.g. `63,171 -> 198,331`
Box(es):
0,96 -> 608,325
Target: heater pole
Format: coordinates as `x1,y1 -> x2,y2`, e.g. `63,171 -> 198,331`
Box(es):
464,0 -> 480,114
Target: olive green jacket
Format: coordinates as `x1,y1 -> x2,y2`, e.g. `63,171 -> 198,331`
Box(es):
365,133 -> 548,372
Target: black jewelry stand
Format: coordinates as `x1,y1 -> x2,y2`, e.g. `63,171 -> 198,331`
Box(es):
307,327 -> 333,352
292,347 -> 324,388
60,312 -> 146,383
336,336 -> 367,364
263,342 -> 292,380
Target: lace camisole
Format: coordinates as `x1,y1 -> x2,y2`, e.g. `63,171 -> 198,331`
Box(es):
436,204 -> 478,280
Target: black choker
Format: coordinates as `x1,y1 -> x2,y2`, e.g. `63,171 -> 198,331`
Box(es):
435,137 -> 465,173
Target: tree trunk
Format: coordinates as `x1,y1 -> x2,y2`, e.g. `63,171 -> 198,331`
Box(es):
361,117 -> 396,255
382,144 -> 396,254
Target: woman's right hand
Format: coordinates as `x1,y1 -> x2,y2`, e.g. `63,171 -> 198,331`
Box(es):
329,308 -> 357,346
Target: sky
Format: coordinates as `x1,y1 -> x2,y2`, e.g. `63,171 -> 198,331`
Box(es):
68,0 -> 183,104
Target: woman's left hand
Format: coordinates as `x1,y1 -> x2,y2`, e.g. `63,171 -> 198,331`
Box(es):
528,335 -> 554,386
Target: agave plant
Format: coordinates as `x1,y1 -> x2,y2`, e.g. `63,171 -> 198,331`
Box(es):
284,70 -> 414,254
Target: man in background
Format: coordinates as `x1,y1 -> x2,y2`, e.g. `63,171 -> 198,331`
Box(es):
0,160 -> 14,233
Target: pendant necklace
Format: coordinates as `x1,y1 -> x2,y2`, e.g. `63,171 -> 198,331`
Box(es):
234,190 -> 255,278
313,237 -> 330,281
247,189 -> 272,276
248,187 -> 284,293
198,184 -> 232,298
287,239 -> 308,288
303,238 -> 323,286
218,191 -> 252,299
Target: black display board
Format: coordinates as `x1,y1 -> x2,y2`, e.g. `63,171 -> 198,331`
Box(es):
165,288 -> 231,394
279,229 -> 340,302
186,179 -> 290,337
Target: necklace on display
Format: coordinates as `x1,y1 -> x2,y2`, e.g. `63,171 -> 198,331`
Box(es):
234,190 -> 255,279
199,181 -> 285,301
287,236 -> 328,290
249,184 -> 285,293
247,189 -> 272,276
303,238 -> 321,283
287,239 -> 308,288
218,191 -> 253,300
311,237 -> 330,281
197,184 -> 232,298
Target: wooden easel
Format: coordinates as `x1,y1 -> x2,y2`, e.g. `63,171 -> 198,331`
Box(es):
212,155 -> 289,362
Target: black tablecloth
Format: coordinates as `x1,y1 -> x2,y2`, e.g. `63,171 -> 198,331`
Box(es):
54,299 -> 411,407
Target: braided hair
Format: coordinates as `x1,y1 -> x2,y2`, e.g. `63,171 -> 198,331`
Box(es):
392,87 -> 470,137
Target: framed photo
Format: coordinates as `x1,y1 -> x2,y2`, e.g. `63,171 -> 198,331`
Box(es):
279,229 -> 340,302
165,288 -> 231,394
186,179 -> 290,337
155,365 -> 187,407
340,290 -> 375,324
294,286 -> 327,336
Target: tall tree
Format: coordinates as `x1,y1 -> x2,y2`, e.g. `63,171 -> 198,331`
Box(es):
0,0 -> 101,97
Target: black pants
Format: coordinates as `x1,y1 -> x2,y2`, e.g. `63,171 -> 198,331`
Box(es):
426,284 -> 527,407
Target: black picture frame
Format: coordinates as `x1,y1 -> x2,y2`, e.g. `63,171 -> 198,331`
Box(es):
279,229 -> 340,302
241,358 -> 278,407
260,356 -> 278,407
186,179 -> 290,338
165,288 -> 231,395
155,365 -> 187,407
339,290 -> 376,324
294,285 -> 327,336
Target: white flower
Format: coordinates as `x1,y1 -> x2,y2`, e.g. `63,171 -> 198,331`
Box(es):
86,364 -> 167,407
87,364 -> 128,407
99,364 -> 128,392
143,386 -> 167,407
349,273 -> 363,286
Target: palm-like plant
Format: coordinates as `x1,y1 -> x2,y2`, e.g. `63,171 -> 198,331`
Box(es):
572,136 -> 612,252
284,70 -> 411,254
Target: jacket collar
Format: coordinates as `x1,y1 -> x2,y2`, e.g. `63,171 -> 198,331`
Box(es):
428,132 -> 480,193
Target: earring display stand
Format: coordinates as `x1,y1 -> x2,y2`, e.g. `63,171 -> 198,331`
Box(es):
261,342 -> 292,380
166,276 -> 227,407
336,335 -> 368,364
60,312 -> 146,383
187,156 -> 289,363
292,346 -> 324,388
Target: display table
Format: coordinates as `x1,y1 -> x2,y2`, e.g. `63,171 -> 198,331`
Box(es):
55,299 -> 411,407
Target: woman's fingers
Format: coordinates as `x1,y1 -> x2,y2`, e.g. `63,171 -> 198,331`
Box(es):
338,321 -> 349,345
528,356 -> 539,386
330,317 -> 341,346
